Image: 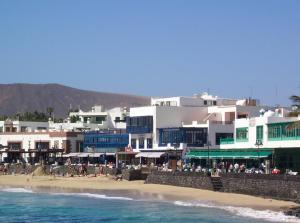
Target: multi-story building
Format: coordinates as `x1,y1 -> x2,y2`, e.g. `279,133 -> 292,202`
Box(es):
0,131 -> 83,163
0,105 -> 128,163
216,108 -> 300,171
0,119 -> 49,133
126,93 -> 265,160
50,106 -> 127,131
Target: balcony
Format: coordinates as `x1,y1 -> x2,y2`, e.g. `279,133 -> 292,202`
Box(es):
220,138 -> 234,144
211,121 -> 234,125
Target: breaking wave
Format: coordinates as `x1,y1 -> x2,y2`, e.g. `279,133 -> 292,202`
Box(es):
174,201 -> 300,223
51,192 -> 134,201
0,187 -> 34,193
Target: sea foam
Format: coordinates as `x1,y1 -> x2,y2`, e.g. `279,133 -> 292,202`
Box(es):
174,201 -> 300,223
0,187 -> 34,193
51,192 -> 134,201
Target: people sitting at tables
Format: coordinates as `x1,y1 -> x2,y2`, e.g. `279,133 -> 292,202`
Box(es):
271,167 -> 280,174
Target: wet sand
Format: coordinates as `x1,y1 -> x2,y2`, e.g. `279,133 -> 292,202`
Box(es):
0,174 -> 298,212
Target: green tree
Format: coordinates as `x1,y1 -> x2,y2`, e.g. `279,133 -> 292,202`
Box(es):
46,107 -> 54,118
287,95 -> 300,130
70,115 -> 80,123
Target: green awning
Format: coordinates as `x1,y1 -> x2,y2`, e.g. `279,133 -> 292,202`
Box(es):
186,149 -> 273,159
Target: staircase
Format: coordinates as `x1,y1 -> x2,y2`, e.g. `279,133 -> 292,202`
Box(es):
210,176 -> 223,191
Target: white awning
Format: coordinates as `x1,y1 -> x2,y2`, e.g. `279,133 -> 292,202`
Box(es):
88,153 -> 103,157
63,152 -> 115,158
135,152 -> 165,158
62,153 -> 80,158
77,153 -> 91,157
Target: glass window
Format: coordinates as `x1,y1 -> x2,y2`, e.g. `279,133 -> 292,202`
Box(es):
236,128 -> 248,141
256,126 -> 263,141
131,139 -> 136,149
139,137 -> 144,149
147,138 -> 152,148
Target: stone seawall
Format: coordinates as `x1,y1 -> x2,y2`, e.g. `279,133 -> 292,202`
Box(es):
145,171 -> 213,190
220,173 -> 300,203
146,171 -> 300,203
122,169 -> 148,181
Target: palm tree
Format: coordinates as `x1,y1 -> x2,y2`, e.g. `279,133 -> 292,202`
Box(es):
287,95 -> 300,129
46,107 -> 54,118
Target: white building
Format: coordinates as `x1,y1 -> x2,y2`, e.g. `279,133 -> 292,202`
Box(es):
51,105 -> 127,131
0,119 -> 49,133
0,131 -> 84,163
219,108 -> 300,150
127,93 -> 265,154
0,105 -> 128,163
210,108 -> 300,171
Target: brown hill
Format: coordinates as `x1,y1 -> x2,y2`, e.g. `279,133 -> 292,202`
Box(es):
0,83 -> 150,117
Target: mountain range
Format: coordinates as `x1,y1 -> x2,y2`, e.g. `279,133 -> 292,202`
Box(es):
0,83 -> 150,118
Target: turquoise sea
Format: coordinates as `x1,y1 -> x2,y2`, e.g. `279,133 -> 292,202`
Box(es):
0,187 -> 299,223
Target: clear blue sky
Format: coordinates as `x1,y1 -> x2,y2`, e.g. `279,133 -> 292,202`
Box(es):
0,1 -> 299,106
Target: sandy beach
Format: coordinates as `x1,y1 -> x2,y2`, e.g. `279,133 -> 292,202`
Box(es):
0,174 -> 298,212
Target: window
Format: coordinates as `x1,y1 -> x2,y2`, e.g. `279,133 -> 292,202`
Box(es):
204,100 -> 207,105
213,101 -> 217,106
216,133 -> 234,145
54,140 -> 59,149
126,116 -> 153,134
147,138 -> 152,148
35,142 -> 49,150
268,124 -> 282,139
37,127 -> 47,130
139,137 -> 144,149
268,122 -> 300,140
159,128 -> 207,147
236,128 -> 248,142
8,142 -> 21,150
131,139 -> 137,149
21,126 -> 27,132
256,126 -> 263,141
95,116 -> 106,123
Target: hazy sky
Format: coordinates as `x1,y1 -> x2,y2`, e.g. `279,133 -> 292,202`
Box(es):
0,1 -> 299,106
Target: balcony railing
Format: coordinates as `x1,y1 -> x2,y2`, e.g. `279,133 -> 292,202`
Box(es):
126,126 -> 152,134
220,138 -> 235,144
211,121 -> 234,125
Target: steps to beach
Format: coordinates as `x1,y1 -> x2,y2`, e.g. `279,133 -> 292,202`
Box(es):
210,176 -> 223,191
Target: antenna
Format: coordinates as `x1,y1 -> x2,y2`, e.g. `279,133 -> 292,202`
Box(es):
275,86 -> 279,107
249,86 -> 253,99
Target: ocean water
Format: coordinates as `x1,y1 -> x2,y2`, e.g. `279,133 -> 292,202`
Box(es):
0,187 -> 299,223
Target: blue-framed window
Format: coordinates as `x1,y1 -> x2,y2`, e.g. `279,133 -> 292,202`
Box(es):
126,116 -> 153,134
83,131 -> 129,151
159,127 -> 207,147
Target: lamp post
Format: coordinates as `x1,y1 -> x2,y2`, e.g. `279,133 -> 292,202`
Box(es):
255,139 -> 263,163
205,140 -> 211,170
38,140 -> 42,165
104,151 -> 107,176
